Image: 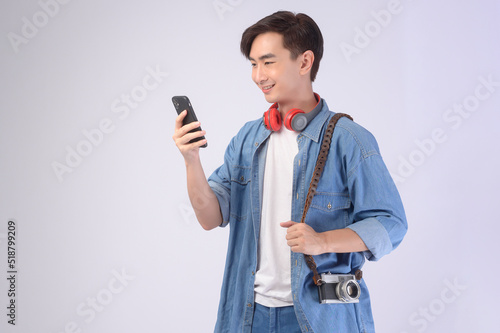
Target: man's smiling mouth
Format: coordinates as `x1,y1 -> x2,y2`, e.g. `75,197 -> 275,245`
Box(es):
261,84 -> 275,92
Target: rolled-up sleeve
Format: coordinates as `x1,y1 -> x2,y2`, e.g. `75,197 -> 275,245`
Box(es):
208,178 -> 230,227
207,137 -> 236,228
345,149 -> 408,261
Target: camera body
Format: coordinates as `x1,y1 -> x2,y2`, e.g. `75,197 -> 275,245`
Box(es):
317,273 -> 361,304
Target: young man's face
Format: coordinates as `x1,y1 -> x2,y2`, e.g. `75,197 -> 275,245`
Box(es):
249,32 -> 305,105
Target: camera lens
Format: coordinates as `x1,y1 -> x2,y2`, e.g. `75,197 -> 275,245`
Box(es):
346,283 -> 357,297
336,279 -> 360,302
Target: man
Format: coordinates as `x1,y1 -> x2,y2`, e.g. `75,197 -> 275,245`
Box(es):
173,11 -> 407,333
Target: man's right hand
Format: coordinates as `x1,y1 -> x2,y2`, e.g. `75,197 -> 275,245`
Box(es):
172,110 -> 207,164
172,109 -> 222,230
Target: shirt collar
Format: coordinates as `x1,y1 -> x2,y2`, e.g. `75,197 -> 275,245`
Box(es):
257,97 -> 331,143
299,98 -> 330,143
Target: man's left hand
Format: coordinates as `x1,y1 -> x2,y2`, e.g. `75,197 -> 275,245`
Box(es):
280,221 -> 325,255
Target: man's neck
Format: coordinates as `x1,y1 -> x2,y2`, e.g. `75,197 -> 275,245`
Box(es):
278,87 -> 317,117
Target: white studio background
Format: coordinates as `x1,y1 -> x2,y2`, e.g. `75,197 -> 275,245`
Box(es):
0,1 -> 498,332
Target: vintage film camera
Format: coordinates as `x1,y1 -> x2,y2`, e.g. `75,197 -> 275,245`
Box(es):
318,273 -> 361,304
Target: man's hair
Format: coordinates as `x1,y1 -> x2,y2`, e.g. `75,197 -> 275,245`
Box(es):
240,11 -> 324,82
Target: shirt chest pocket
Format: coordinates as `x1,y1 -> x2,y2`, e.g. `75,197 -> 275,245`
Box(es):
229,166 -> 252,222
308,192 -> 351,231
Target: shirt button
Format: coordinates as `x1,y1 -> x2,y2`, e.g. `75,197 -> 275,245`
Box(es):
255,142 -> 259,147
240,176 -> 244,182
327,202 -> 332,210
247,303 -> 252,307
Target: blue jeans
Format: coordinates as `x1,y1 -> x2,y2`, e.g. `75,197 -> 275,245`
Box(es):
251,303 -> 302,333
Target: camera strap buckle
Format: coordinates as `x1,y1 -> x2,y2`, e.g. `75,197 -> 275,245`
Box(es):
355,269 -> 363,281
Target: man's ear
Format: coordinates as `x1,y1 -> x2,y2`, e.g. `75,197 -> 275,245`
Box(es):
299,50 -> 315,77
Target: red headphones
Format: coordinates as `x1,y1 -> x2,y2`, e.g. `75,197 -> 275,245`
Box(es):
263,93 -> 321,132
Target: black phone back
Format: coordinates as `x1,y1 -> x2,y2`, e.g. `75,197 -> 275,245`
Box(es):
172,96 -> 207,148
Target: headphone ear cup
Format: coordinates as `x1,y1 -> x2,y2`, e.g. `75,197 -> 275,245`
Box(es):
284,108 -> 305,131
264,107 -> 282,131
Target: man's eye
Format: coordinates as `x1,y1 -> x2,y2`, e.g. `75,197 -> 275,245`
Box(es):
265,62 -> 274,65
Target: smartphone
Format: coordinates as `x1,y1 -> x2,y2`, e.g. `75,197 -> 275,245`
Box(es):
172,95 -> 207,148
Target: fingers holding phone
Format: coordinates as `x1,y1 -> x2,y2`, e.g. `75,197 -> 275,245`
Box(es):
172,96 -> 208,161
174,110 -> 207,146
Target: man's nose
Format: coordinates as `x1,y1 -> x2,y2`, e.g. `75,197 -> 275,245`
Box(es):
253,65 -> 267,83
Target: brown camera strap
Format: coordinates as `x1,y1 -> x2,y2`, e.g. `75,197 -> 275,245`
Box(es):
300,113 -> 353,286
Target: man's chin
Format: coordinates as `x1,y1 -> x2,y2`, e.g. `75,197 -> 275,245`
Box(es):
263,93 -> 278,104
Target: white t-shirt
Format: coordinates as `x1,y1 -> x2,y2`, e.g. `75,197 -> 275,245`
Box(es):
254,126 -> 299,307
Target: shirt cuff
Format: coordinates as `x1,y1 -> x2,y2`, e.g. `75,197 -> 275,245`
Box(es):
346,217 -> 392,261
208,180 -> 230,227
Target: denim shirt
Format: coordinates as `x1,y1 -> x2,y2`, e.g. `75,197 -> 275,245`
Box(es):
208,99 -> 407,333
